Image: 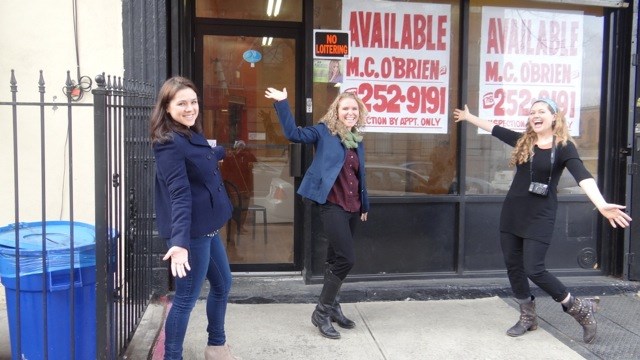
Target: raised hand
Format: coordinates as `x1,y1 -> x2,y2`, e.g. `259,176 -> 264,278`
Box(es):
265,87 -> 288,101
453,105 -> 471,122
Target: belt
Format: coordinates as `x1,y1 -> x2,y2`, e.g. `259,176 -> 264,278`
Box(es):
205,229 -> 221,237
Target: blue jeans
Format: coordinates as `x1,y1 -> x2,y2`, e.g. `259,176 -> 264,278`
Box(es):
164,233 -> 233,360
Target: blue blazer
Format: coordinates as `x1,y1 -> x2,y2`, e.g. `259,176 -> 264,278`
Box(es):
273,99 -> 369,213
153,130 -> 232,249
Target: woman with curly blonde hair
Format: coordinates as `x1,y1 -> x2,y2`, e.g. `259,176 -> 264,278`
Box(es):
319,91 -> 367,139
454,98 -> 631,344
508,105 -> 571,167
265,87 -> 369,340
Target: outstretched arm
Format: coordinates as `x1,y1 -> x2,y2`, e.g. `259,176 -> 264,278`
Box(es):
453,105 -> 496,133
579,178 -> 632,228
264,87 -> 320,144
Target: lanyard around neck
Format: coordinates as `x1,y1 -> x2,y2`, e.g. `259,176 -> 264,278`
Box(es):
530,136 -> 556,185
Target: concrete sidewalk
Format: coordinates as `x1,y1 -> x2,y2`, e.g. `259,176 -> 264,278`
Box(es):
161,298 -> 589,360
127,275 -> 640,360
3,276 -> 640,359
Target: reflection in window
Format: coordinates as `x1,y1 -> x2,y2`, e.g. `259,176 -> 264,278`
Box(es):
313,0 -> 461,196
196,0 -> 302,21
465,1 -> 603,195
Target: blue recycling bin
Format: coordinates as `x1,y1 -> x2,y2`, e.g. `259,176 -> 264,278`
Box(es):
0,221 -> 114,360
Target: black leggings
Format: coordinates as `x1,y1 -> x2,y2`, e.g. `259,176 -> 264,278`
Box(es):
320,202 -> 359,281
500,232 -> 569,302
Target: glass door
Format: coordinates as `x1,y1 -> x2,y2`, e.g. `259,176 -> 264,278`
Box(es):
198,33 -> 297,268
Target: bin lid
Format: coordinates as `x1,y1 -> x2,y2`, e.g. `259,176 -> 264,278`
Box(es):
0,221 -> 96,251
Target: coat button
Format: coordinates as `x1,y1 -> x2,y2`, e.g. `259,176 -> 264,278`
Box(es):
207,155 -> 212,159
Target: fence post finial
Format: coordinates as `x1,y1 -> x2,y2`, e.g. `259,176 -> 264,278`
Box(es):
10,69 -> 17,92
95,73 -> 106,90
38,70 -> 45,93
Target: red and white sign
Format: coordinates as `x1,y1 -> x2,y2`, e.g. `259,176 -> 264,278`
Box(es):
341,0 -> 451,134
479,7 -> 583,135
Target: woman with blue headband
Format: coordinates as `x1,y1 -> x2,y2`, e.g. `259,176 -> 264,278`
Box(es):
453,99 -> 631,344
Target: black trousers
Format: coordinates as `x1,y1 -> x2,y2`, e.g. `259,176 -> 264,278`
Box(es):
500,232 -> 569,302
320,202 -> 359,281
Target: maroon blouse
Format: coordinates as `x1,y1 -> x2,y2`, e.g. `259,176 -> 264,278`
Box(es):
327,148 -> 361,212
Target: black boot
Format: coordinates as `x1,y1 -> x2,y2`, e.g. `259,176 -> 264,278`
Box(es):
330,296 -> 356,329
507,296 -> 538,337
564,296 -> 599,343
311,270 -> 342,339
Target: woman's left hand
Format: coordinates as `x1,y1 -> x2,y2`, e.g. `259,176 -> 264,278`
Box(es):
598,203 -> 632,228
361,212 -> 368,221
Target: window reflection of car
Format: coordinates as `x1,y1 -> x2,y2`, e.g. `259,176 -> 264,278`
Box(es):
491,170 -> 513,194
400,161 -> 433,180
448,177 -> 494,194
366,164 -> 431,196
252,162 -> 284,197
253,177 -> 295,223
557,174 -> 586,194
255,163 -> 432,223
251,162 -> 294,223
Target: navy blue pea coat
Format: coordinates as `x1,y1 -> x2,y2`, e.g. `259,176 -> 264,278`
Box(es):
273,99 -> 369,213
153,130 -> 232,249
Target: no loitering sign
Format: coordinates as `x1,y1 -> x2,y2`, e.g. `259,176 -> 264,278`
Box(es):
313,30 -> 350,59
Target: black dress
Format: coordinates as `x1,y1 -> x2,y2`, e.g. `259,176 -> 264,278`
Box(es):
492,126 -> 592,244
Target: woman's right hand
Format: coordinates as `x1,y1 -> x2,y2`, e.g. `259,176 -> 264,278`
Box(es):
452,105 -> 495,133
265,87 -> 287,101
163,246 -> 191,278
453,105 -> 471,122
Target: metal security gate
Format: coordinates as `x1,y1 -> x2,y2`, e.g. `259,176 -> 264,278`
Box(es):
93,73 -> 156,359
1,70 -> 155,360
622,0 -> 640,281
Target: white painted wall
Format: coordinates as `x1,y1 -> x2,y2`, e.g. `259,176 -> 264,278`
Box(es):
0,0 -> 124,226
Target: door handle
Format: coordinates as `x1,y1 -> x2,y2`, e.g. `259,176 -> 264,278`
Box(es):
289,143 -> 302,177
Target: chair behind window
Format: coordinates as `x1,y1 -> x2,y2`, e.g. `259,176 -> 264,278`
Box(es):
223,180 -> 243,245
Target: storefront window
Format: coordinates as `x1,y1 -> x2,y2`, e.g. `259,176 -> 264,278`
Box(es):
197,0 -> 302,21
314,0 -> 460,196
466,1 -> 604,195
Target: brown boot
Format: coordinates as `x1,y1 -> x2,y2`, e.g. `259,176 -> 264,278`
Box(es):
564,296 -> 599,343
204,344 -> 241,360
507,296 -> 538,337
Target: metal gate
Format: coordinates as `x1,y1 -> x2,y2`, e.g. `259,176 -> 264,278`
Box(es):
1,70 -> 155,359
93,73 -> 156,359
626,0 -> 640,281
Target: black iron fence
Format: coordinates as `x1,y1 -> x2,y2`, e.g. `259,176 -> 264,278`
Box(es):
1,70 -> 155,359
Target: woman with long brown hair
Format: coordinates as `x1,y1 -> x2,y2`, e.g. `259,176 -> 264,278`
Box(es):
151,76 -> 238,359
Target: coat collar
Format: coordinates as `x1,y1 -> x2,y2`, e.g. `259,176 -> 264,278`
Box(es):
174,130 -> 210,147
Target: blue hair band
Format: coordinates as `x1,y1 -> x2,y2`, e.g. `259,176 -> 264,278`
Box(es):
533,98 -> 558,114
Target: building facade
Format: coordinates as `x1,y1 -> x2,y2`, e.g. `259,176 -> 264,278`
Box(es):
3,0 -> 639,287
129,0 -> 640,284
